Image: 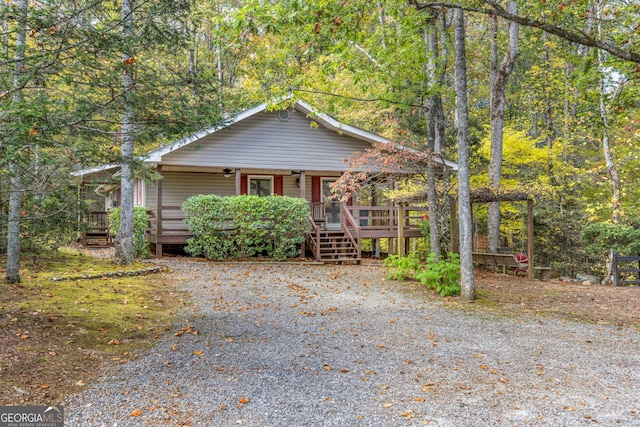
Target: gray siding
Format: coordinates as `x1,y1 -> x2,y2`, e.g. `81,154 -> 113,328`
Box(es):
162,172 -> 235,209
161,110 -> 372,171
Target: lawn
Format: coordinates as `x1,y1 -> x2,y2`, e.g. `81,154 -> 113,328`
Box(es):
0,248 -> 182,405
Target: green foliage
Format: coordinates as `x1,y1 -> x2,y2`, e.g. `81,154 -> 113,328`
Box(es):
0,180 -> 78,255
383,253 -> 422,280
108,207 -> 151,258
415,253 -> 461,297
384,252 -> 461,297
581,222 -> 640,258
182,195 -> 310,261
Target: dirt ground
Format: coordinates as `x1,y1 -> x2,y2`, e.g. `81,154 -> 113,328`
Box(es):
466,271 -> 640,329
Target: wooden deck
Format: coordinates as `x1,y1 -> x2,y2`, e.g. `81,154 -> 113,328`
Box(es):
83,203 -> 426,261
143,203 -> 426,261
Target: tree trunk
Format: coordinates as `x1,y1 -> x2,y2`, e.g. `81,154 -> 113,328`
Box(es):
6,0 -> 28,284
487,0 -> 519,253
597,28 -> 621,225
114,0 -> 135,265
454,7 -> 475,301
425,13 -> 441,259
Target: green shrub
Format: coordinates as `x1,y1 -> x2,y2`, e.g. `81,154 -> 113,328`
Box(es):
415,253 -> 461,297
383,253 -> 421,280
581,222 -> 640,257
182,195 -> 310,261
108,206 -> 151,258
384,252 -> 461,297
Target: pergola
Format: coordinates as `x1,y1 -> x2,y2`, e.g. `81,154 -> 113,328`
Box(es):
451,188 -> 535,279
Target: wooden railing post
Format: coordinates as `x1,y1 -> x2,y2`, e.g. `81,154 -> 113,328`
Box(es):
397,205 -> 405,256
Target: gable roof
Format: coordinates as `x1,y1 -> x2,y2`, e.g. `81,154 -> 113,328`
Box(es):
72,99 -> 458,176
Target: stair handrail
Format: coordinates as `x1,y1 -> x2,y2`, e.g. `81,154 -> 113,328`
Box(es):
340,203 -> 361,259
305,215 -> 321,261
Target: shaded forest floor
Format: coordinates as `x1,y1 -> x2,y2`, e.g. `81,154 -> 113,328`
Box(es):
456,271 -> 640,329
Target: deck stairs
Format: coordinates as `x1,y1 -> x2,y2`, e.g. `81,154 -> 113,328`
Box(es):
309,229 -> 361,263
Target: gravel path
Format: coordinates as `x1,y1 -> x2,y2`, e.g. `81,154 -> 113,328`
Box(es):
66,260 -> 640,426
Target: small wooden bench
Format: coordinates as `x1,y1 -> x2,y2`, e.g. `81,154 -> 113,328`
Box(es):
534,266 -> 552,281
473,252 -> 551,280
472,252 -> 527,275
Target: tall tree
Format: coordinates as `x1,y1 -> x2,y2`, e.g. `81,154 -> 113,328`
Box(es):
5,0 -> 28,283
454,7 -> 474,300
113,0 -> 136,265
487,0 -> 518,253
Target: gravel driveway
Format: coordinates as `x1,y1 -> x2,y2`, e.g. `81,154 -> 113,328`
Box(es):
66,260 -> 640,426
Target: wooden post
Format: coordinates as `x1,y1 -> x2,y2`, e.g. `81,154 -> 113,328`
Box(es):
235,168 -> 241,195
299,171 -> 306,198
527,199 -> 534,280
155,165 -> 163,257
450,199 -> 458,253
397,205 -> 405,256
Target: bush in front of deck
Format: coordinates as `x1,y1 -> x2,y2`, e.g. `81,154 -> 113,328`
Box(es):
108,206 -> 152,258
182,195 -> 310,260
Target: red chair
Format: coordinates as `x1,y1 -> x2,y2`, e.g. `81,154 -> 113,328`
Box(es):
514,253 -> 528,276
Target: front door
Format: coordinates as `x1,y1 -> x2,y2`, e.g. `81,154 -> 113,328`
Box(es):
322,178 -> 340,228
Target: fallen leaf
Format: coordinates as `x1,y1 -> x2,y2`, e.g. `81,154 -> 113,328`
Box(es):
239,397 -> 249,404
401,410 -> 414,418
193,350 -> 203,355
564,406 -> 576,411
130,409 -> 142,417
414,397 -> 425,402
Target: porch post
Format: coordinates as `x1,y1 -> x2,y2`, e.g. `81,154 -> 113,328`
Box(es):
235,169 -> 241,195
155,165 -> 163,257
299,171 -> 306,199
527,199 -> 534,280
299,171 -> 307,258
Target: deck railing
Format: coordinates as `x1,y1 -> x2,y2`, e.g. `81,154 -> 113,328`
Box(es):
340,203 -> 361,258
147,203 -> 425,245
345,205 -> 424,238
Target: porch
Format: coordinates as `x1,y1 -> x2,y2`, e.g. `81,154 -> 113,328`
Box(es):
142,202 -> 425,262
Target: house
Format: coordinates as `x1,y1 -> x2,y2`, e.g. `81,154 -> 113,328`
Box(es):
73,99 -> 458,261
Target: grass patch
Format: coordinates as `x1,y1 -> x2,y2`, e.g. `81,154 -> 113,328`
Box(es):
0,250 -> 182,405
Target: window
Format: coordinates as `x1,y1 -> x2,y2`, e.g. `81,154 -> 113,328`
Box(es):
249,176 -> 273,197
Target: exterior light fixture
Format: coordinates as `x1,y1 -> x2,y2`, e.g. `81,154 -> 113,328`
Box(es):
223,168 -> 232,178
